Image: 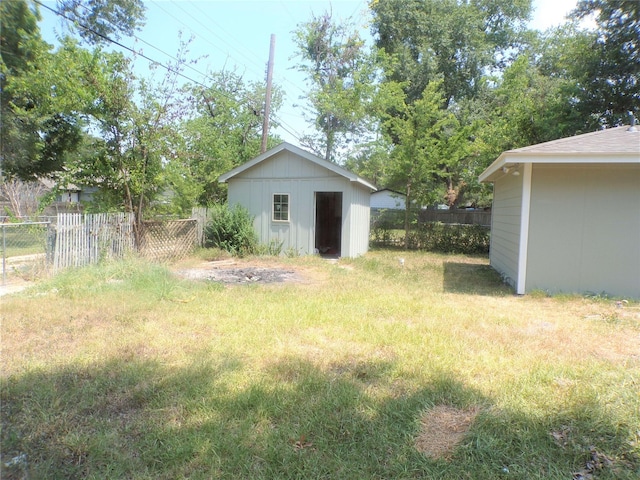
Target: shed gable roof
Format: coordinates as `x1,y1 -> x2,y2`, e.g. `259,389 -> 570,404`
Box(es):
219,142 -> 377,191
480,125 -> 640,182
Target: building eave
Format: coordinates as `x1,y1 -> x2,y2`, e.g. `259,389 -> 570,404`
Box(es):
218,142 -> 377,191
479,151 -> 640,183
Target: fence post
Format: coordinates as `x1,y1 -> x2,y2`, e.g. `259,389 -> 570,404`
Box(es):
2,224 -> 6,285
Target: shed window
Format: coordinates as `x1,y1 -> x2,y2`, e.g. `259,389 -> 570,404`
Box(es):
273,193 -> 289,222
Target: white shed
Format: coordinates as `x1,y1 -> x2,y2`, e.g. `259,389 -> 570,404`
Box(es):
370,189 -> 406,210
479,125 -> 640,299
219,142 -> 377,258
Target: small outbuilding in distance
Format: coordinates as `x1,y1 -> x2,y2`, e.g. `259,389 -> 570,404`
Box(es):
219,142 -> 377,258
370,188 -> 407,211
479,124 -> 640,299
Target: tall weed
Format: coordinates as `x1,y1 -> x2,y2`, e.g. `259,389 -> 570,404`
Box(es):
204,204 -> 258,256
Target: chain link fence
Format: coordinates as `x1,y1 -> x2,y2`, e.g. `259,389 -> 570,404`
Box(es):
1,222 -> 53,284
1,215 -> 200,286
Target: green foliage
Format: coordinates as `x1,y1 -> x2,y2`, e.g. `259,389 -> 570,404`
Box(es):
0,0 -> 85,180
292,11 -> 376,162
204,204 -> 258,256
57,0 -> 146,45
254,239 -> 285,256
371,0 -> 532,106
167,70 -> 282,208
571,0 -> 640,126
372,221 -> 490,255
380,80 -> 477,232
409,223 -> 490,254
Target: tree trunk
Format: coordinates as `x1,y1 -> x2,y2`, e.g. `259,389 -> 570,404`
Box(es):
404,181 -> 411,249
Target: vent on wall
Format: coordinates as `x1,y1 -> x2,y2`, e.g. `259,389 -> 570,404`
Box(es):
628,111 -> 637,132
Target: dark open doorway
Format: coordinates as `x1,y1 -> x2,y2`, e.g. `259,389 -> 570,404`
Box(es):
315,192 -> 342,256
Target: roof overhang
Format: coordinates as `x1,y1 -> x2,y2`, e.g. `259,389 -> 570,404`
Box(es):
479,151 -> 640,183
219,142 -> 377,191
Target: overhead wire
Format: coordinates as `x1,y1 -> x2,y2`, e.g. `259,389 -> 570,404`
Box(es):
148,1 -> 312,134
32,0 -> 305,145
181,0 -> 308,98
150,1 -> 309,133
161,0 -> 266,79
34,0 -> 207,88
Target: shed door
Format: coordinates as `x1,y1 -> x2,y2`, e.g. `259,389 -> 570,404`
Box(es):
315,192 -> 342,256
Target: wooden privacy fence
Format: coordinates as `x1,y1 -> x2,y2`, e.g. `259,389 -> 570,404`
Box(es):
53,213 -> 135,270
138,219 -> 198,261
419,209 -> 491,227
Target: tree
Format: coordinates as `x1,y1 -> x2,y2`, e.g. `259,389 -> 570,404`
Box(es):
371,0 -> 532,107
381,81 -> 473,241
166,71 -> 282,210
50,39 -> 190,239
369,0 -> 532,211
55,0 -> 146,45
292,11 -> 376,162
0,0 -> 84,180
0,178 -> 47,217
569,0 -> 639,126
343,137 -> 393,187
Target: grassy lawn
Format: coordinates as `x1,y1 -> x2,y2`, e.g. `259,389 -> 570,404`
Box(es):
1,250 -> 638,479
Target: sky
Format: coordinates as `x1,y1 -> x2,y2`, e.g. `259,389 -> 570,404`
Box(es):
38,0 -> 580,145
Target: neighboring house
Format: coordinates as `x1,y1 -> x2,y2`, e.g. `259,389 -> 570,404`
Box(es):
479,125 -> 640,299
38,178 -> 95,214
39,178 -> 81,204
219,142 -> 377,258
370,188 -> 406,211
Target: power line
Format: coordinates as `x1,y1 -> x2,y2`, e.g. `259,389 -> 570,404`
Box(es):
158,0 -> 266,80
34,0 -> 208,88
162,0 -> 307,98
33,0 -> 303,145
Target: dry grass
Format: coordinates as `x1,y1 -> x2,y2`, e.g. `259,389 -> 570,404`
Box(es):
415,405 -> 481,460
1,250 -> 639,479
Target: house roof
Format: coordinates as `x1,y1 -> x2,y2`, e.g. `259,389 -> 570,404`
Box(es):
39,177 -> 81,191
479,125 -> 640,182
218,142 -> 377,191
371,188 -> 406,197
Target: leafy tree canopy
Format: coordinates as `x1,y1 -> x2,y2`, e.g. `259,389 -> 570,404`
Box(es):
292,11 -> 377,162
166,70 -> 283,209
56,0 -> 146,45
371,0 -> 532,106
570,0 -> 639,126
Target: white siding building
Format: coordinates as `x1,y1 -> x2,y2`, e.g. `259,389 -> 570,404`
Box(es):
370,189 -> 406,210
480,125 -> 640,299
219,143 -> 376,258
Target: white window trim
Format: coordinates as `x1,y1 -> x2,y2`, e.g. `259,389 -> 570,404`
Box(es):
272,193 -> 290,223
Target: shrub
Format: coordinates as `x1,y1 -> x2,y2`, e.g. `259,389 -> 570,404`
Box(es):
204,204 -> 258,256
412,223 -> 490,254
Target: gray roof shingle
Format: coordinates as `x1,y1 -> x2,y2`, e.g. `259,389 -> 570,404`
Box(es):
508,125 -> 640,154
479,125 -> 640,182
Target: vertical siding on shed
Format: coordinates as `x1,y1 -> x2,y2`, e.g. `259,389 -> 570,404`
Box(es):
226,149 -> 372,257
344,184 -> 372,257
489,171 -> 524,289
526,164 -> 640,298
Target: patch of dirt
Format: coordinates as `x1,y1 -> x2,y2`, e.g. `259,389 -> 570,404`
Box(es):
174,259 -> 304,285
415,405 -> 479,460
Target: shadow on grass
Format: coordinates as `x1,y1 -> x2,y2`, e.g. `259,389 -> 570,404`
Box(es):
443,262 -> 512,296
2,355 -> 637,479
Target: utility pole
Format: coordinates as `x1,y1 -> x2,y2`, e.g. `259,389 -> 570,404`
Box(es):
261,34 -> 276,154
